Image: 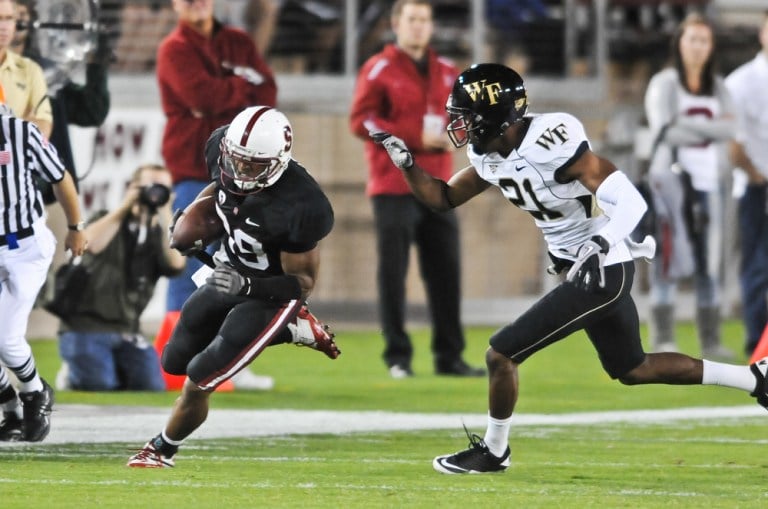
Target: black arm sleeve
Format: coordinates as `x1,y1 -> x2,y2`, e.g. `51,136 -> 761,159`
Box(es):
62,63 -> 111,126
240,274 -> 303,301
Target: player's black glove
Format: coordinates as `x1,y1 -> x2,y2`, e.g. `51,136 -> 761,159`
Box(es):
206,263 -> 251,296
370,131 -> 414,170
566,236 -> 610,292
90,31 -> 114,66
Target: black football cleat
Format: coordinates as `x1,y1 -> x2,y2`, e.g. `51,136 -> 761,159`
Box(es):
435,359 -> 485,377
433,426 -> 510,474
750,357 -> 768,410
0,411 -> 23,442
19,379 -> 54,442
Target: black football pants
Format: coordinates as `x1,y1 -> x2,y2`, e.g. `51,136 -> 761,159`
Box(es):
162,284 -> 300,390
372,194 -> 465,370
489,262 -> 646,379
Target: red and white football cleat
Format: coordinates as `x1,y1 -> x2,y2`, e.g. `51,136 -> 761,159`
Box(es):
127,441 -> 175,468
288,305 -> 340,359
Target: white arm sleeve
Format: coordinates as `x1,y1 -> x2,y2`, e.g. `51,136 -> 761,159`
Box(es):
663,125 -> 710,146
673,116 -> 736,142
595,171 -> 648,248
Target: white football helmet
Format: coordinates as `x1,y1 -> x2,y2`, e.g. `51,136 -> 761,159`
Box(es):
219,106 -> 293,193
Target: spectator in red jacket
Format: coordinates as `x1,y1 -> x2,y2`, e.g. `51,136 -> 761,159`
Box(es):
349,0 -> 483,379
156,0 -> 277,390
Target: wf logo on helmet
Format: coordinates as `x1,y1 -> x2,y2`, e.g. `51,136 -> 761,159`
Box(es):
463,80 -> 503,105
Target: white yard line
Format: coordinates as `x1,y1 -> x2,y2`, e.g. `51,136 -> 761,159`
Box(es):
0,404 -> 763,446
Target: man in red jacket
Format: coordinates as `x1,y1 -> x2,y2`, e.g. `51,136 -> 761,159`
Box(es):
349,0 -> 483,379
156,0 -> 277,390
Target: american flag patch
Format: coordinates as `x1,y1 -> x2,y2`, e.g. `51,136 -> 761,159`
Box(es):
0,150 -> 10,165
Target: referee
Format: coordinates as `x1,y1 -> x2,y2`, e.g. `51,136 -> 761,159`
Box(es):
0,83 -> 86,442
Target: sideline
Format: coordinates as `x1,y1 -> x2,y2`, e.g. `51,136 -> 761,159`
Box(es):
0,404 -> 763,446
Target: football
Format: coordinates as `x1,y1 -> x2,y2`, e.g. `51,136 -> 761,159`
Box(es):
170,195 -> 225,252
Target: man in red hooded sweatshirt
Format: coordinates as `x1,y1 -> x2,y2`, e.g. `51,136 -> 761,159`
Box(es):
349,0 -> 483,379
156,0 -> 277,390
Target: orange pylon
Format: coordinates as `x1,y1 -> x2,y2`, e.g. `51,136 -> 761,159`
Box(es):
154,311 -> 234,392
749,323 -> 768,364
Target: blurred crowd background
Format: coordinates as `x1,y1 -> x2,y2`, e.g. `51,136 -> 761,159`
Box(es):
29,0 -> 766,335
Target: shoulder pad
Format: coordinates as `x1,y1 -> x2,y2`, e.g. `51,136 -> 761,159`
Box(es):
206,125 -> 228,180
516,113 -> 591,176
522,113 -> 588,158
289,194 -> 334,244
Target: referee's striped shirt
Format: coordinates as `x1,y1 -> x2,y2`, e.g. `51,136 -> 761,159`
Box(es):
0,114 -> 66,236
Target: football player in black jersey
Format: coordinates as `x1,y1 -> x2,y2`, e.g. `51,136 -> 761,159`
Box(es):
374,63 -> 768,474
128,106 -> 340,468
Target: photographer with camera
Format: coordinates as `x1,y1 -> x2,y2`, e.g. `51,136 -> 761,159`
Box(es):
53,164 -> 185,391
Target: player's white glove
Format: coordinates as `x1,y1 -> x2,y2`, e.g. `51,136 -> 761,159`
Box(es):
566,236 -> 610,292
206,263 -> 250,295
370,131 -> 414,170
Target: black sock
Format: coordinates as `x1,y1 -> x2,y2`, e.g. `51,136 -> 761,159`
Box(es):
151,434 -> 179,457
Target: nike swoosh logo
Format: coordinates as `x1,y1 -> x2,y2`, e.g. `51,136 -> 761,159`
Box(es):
244,218 -> 260,227
515,165 -> 526,172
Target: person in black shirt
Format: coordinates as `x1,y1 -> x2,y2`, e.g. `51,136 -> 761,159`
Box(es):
55,164 -> 184,391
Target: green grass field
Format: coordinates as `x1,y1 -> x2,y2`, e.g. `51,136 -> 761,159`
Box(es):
2,320 -> 765,509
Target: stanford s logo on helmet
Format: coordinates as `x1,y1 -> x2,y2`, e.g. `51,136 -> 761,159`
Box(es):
220,106 -> 293,194
446,63 -> 528,148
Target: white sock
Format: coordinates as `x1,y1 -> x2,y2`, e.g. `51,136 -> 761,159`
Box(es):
7,355 -> 43,393
18,376 -> 43,394
701,360 -> 757,393
161,429 -> 184,446
483,414 -> 512,458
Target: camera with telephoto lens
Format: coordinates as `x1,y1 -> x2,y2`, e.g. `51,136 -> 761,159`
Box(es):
139,183 -> 171,212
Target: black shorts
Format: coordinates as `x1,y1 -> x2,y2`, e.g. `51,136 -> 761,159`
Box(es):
161,285 -> 302,390
489,261 -> 645,379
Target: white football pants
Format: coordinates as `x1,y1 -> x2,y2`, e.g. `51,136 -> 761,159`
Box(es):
0,220 -> 55,368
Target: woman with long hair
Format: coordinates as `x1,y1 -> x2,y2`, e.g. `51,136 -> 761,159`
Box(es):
644,12 -> 736,359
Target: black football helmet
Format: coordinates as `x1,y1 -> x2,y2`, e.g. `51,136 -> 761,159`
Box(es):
446,63 -> 528,148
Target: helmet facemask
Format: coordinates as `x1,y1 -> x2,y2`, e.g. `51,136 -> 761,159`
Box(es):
218,106 -> 293,195
220,138 -> 284,194
446,102 -> 506,149
446,102 -> 472,148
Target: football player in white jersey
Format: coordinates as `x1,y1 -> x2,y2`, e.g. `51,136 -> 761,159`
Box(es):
372,63 -> 768,475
